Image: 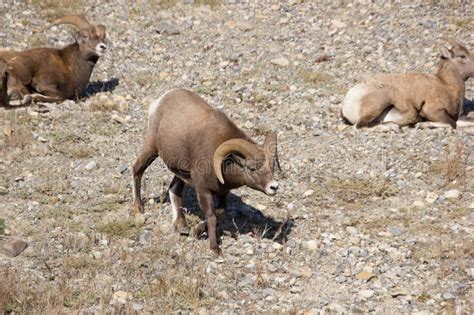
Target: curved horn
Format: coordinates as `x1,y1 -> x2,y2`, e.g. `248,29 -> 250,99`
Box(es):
50,14 -> 92,31
213,139 -> 260,184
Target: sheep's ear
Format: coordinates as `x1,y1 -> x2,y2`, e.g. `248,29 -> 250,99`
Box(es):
440,44 -> 454,59
94,25 -> 106,38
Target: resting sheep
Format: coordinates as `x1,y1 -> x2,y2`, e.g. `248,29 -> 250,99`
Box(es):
0,15 -> 107,107
132,89 -> 280,254
342,38 -> 474,129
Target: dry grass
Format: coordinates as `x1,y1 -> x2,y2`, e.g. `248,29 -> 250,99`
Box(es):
4,112 -> 33,148
50,130 -> 94,158
88,96 -> 118,112
324,177 -> 398,202
28,0 -> 85,19
149,0 -> 222,9
139,276 -> 207,310
302,71 -> 333,85
429,140 -> 469,187
134,71 -> 156,89
97,218 -> 144,238
411,238 -> 473,264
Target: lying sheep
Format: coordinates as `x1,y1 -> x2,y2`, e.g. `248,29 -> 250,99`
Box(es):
341,38 -> 474,129
132,89 -> 280,254
0,15 -> 107,107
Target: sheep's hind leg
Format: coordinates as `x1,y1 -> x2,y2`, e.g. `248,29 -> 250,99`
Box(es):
131,143 -> 157,215
355,92 -> 392,128
169,176 -> 190,235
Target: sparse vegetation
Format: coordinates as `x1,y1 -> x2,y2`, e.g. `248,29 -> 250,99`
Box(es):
97,219 -> 144,238
429,140 -> 469,187
28,0 -> 85,19
302,70 -> 333,85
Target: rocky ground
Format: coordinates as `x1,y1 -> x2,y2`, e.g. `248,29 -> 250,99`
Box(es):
1,0 -> 473,313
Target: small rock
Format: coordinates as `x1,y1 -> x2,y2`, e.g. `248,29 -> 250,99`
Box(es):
139,230 -> 152,245
273,243 -> 283,250
442,292 -> 455,300
413,200 -> 425,208
303,189 -> 314,197
85,161 -> 99,171
270,57 -> 289,67
238,21 -> 253,31
156,21 -> 180,35
111,113 -> 130,124
112,291 -> 131,304
132,303 -> 144,311
359,289 -> 375,299
425,192 -> 439,204
1,239 -> 28,257
387,226 -> 402,236
225,20 -> 236,29
4,126 -> 13,137
304,240 -> 319,251
444,189 -> 461,200
332,20 -> 347,28
356,271 -> 375,281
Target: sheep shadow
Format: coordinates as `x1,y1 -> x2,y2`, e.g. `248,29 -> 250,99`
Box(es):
82,77 -> 119,97
162,188 -> 294,244
462,98 -> 474,116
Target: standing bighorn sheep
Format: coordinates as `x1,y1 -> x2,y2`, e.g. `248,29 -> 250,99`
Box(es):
341,38 -> 474,129
0,15 -> 107,107
132,89 -> 280,254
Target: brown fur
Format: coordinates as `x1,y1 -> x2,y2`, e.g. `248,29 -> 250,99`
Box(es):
342,39 -> 474,128
132,89 -> 279,253
0,17 -> 106,107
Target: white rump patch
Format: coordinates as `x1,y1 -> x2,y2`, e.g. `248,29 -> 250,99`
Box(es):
342,84 -> 367,124
148,99 -> 161,118
148,90 -> 174,118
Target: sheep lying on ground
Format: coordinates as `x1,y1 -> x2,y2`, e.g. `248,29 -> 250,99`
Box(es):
0,15 -> 107,107
342,38 -> 474,129
132,89 -> 280,254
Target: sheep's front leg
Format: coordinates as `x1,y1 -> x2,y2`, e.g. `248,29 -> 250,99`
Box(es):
29,93 -> 63,103
195,190 -> 219,254
421,108 -> 457,128
191,193 -> 227,238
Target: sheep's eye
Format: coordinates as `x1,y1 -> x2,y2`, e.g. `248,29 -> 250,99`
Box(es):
459,55 -> 466,59
248,166 -> 257,172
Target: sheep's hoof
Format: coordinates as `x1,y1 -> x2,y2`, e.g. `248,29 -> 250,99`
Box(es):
130,203 -> 144,216
191,221 -> 207,238
173,218 -> 190,236
210,247 -> 221,257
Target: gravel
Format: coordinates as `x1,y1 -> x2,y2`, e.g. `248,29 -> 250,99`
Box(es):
1,0 -> 473,313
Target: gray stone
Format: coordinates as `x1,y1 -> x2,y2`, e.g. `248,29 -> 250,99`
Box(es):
1,239 -> 28,257
156,21 -> 181,35
387,226 -> 402,236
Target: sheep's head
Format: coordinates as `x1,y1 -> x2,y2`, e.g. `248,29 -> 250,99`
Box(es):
440,38 -> 474,81
51,15 -> 107,60
213,131 -> 280,196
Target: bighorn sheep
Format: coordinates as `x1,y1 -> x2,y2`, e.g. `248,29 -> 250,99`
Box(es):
341,38 -> 474,129
132,89 -> 280,254
0,15 -> 107,107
